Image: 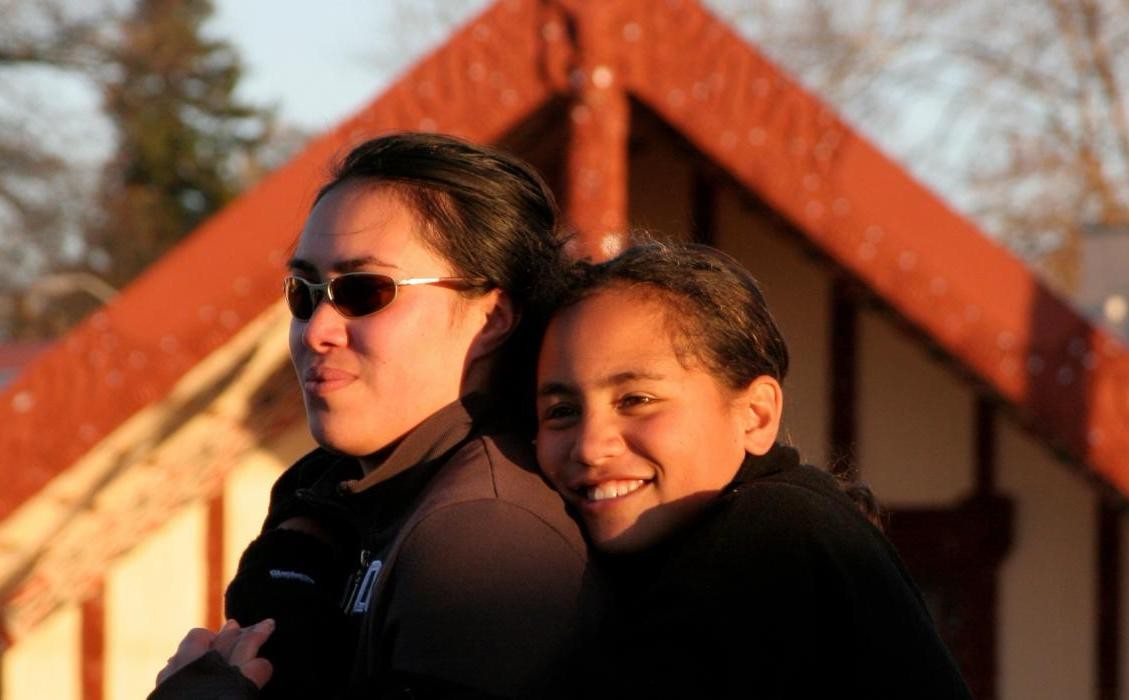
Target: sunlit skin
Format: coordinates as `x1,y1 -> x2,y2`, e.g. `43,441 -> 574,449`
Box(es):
289,180 -> 511,468
536,287 -> 782,553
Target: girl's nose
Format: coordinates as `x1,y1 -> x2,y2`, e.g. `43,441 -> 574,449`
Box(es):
570,414 -> 626,467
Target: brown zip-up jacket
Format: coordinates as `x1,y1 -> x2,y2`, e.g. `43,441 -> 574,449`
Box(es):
153,395 -> 600,699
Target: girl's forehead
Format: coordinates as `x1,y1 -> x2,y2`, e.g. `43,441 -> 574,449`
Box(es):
543,284 -> 728,386
563,286 -> 673,332
544,289 -> 679,364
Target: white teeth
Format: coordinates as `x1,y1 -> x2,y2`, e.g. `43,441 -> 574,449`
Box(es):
585,479 -> 646,501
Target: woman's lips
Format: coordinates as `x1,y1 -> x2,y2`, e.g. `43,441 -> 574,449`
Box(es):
303,366 -> 356,395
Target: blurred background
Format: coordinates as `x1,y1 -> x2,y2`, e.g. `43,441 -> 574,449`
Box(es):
1,0 -> 1125,344
0,1 -> 1127,699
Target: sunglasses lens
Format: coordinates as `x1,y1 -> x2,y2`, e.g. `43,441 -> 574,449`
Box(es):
331,274 -> 397,317
284,277 -> 315,320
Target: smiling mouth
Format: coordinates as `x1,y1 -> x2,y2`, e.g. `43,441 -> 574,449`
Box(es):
582,479 -> 649,502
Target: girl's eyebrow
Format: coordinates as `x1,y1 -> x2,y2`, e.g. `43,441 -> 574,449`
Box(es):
606,370 -> 665,385
537,381 -> 574,398
536,371 -> 666,398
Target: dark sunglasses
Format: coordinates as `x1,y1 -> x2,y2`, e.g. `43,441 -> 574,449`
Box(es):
283,272 -> 488,320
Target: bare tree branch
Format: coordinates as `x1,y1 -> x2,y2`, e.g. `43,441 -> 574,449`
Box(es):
1079,0 -> 1129,219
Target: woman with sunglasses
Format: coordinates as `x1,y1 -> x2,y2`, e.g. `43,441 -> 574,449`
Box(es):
152,133 -> 597,699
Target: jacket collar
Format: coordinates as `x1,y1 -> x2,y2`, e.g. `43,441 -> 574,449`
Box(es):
337,392 -> 492,495
601,443 -> 801,580
728,442 -> 800,490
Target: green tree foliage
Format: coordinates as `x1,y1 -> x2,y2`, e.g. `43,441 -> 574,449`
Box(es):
89,0 -> 271,289
0,0 -> 119,339
0,0 -> 276,340
0,1 -> 113,281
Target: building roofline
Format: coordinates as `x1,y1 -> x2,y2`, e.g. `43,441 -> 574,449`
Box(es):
0,0 -> 1125,522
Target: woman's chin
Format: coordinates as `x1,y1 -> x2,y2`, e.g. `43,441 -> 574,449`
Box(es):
308,419 -> 375,457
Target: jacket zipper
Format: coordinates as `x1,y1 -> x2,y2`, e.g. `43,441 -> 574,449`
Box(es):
342,547 -> 373,613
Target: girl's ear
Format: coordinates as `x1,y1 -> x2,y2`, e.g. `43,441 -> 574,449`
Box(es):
739,375 -> 783,456
467,289 -> 519,362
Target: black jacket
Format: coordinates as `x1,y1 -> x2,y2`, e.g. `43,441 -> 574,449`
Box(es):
598,444 -> 973,699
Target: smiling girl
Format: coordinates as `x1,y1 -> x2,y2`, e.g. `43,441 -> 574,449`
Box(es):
535,240 -> 972,698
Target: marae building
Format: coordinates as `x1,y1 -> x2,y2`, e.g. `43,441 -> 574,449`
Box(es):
1,1 -> 1127,698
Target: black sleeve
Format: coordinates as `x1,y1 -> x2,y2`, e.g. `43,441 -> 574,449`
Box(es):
378,500 -> 593,699
607,481 -> 973,699
224,527 -> 354,700
260,449 -> 356,531
729,482 -> 972,699
147,651 -> 258,700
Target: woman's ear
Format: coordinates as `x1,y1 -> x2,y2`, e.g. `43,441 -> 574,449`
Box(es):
739,375 -> 783,456
467,289 -> 519,363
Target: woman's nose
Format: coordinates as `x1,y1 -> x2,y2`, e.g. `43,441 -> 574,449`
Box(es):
301,297 -> 347,351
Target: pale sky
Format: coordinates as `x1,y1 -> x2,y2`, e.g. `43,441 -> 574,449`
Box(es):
202,0 -> 962,206
207,1 -> 491,132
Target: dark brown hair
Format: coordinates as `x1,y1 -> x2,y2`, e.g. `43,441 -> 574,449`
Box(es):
317,133 -> 568,424
553,237 -> 789,389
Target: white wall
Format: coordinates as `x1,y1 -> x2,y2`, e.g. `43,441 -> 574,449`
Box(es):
1,603 -> 80,700
105,503 -> 207,700
997,418 -> 1096,700
714,188 -> 831,469
856,309 -> 976,506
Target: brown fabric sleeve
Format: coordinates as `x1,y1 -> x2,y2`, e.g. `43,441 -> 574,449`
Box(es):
381,499 -> 590,699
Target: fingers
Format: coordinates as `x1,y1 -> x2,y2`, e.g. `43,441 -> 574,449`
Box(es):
156,619 -> 275,689
155,627 -> 218,686
180,626 -> 219,655
209,618 -> 276,688
238,657 -> 275,689
209,619 -> 243,660
229,618 -> 275,667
